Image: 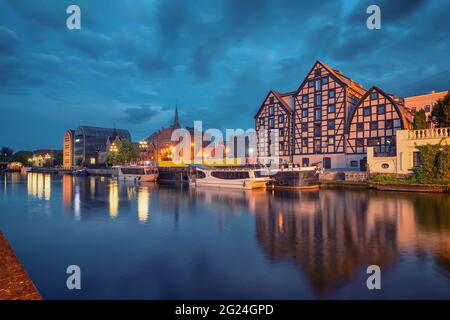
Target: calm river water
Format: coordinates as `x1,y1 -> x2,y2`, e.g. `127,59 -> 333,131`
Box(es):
0,172 -> 449,299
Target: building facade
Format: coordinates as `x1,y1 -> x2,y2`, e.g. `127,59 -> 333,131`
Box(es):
254,60 -> 448,170
254,90 -> 294,164
292,61 -> 365,168
63,130 -> 75,168
404,90 -> 448,124
346,86 -> 412,169
73,126 -> 131,166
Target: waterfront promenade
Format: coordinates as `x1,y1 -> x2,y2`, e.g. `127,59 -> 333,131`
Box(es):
0,232 -> 41,300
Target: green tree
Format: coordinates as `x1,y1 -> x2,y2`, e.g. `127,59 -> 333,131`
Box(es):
413,109 -> 427,130
107,140 -> 140,165
0,147 -> 14,162
431,90 -> 450,128
414,140 -> 450,181
54,153 -> 63,166
11,151 -> 33,165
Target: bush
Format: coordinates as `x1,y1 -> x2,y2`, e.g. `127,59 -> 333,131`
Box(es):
413,140 -> 450,181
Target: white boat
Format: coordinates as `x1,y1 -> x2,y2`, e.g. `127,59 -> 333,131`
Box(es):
112,166 -> 158,183
188,165 -> 271,189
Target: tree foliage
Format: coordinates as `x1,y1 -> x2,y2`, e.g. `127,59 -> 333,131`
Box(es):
107,140 -> 140,165
413,109 -> 427,130
11,151 -> 33,165
431,90 -> 450,128
413,140 -> 450,181
0,147 -> 14,162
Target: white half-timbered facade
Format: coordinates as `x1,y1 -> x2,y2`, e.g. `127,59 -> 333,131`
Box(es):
346,86 -> 412,169
292,61 -> 365,168
255,90 -> 294,164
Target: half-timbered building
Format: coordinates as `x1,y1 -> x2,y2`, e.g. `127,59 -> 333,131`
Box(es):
293,61 -> 366,168
346,86 -> 412,169
255,90 -> 294,164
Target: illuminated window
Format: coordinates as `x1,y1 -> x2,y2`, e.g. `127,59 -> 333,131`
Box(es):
90,157 -> 96,165
328,136 -> 335,145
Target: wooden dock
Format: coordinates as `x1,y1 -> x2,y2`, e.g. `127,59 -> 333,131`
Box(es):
0,232 -> 41,300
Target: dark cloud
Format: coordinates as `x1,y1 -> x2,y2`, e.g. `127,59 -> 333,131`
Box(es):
122,105 -> 164,124
0,0 -> 449,150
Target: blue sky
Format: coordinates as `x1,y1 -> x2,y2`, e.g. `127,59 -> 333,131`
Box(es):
0,0 -> 449,150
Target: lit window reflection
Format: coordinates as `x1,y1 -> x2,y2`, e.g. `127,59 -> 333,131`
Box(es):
109,181 -> 119,219
138,187 -> 150,223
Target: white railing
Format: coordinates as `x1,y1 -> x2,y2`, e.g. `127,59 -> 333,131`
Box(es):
408,127 -> 450,140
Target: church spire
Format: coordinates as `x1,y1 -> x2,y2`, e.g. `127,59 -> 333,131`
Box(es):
173,104 -> 180,129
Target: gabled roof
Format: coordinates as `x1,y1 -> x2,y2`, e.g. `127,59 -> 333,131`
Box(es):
254,90 -> 293,119
346,86 -> 412,132
295,60 -> 366,96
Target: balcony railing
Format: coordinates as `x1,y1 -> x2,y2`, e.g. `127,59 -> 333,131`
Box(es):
407,127 -> 450,140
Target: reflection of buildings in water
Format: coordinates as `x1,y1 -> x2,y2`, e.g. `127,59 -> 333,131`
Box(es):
27,173 -> 52,200
255,190 -> 400,294
90,177 -> 96,198
62,175 -> 73,209
109,181 -> 119,219
137,187 -> 150,223
255,190 -> 450,293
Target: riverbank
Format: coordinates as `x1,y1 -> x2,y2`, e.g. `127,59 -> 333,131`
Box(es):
0,232 -> 41,300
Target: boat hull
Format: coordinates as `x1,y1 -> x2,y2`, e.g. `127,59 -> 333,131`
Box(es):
194,179 -> 268,190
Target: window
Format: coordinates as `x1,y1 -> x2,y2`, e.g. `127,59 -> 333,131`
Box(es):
356,138 -> 364,147
259,118 -> 264,125
385,119 -> 393,129
268,105 -> 274,116
424,105 -> 431,112
363,107 -> 371,116
328,89 -> 335,99
315,94 -> 322,106
314,108 -> 322,121
269,118 -> 274,129
328,136 -> 335,145
322,77 -> 328,85
308,80 -> 315,87
350,160 -> 358,168
357,123 -> 364,131
302,123 -> 308,132
315,80 -> 322,91
279,115 -> 284,123
367,138 -> 381,146
302,109 -> 308,117
211,171 -> 250,180
377,104 -> 385,114
328,104 -> 336,113
370,121 -> 378,130
314,69 -> 321,77
269,97 -> 274,103
302,138 -> 308,147
302,94 -> 308,103
411,107 -> 417,112
371,92 -> 378,100
314,139 -> 321,153
279,128 -> 285,137
328,120 -> 335,130
302,158 -> 310,167
314,123 -> 321,136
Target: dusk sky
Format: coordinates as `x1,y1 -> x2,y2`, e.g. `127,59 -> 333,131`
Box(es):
0,0 -> 449,150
